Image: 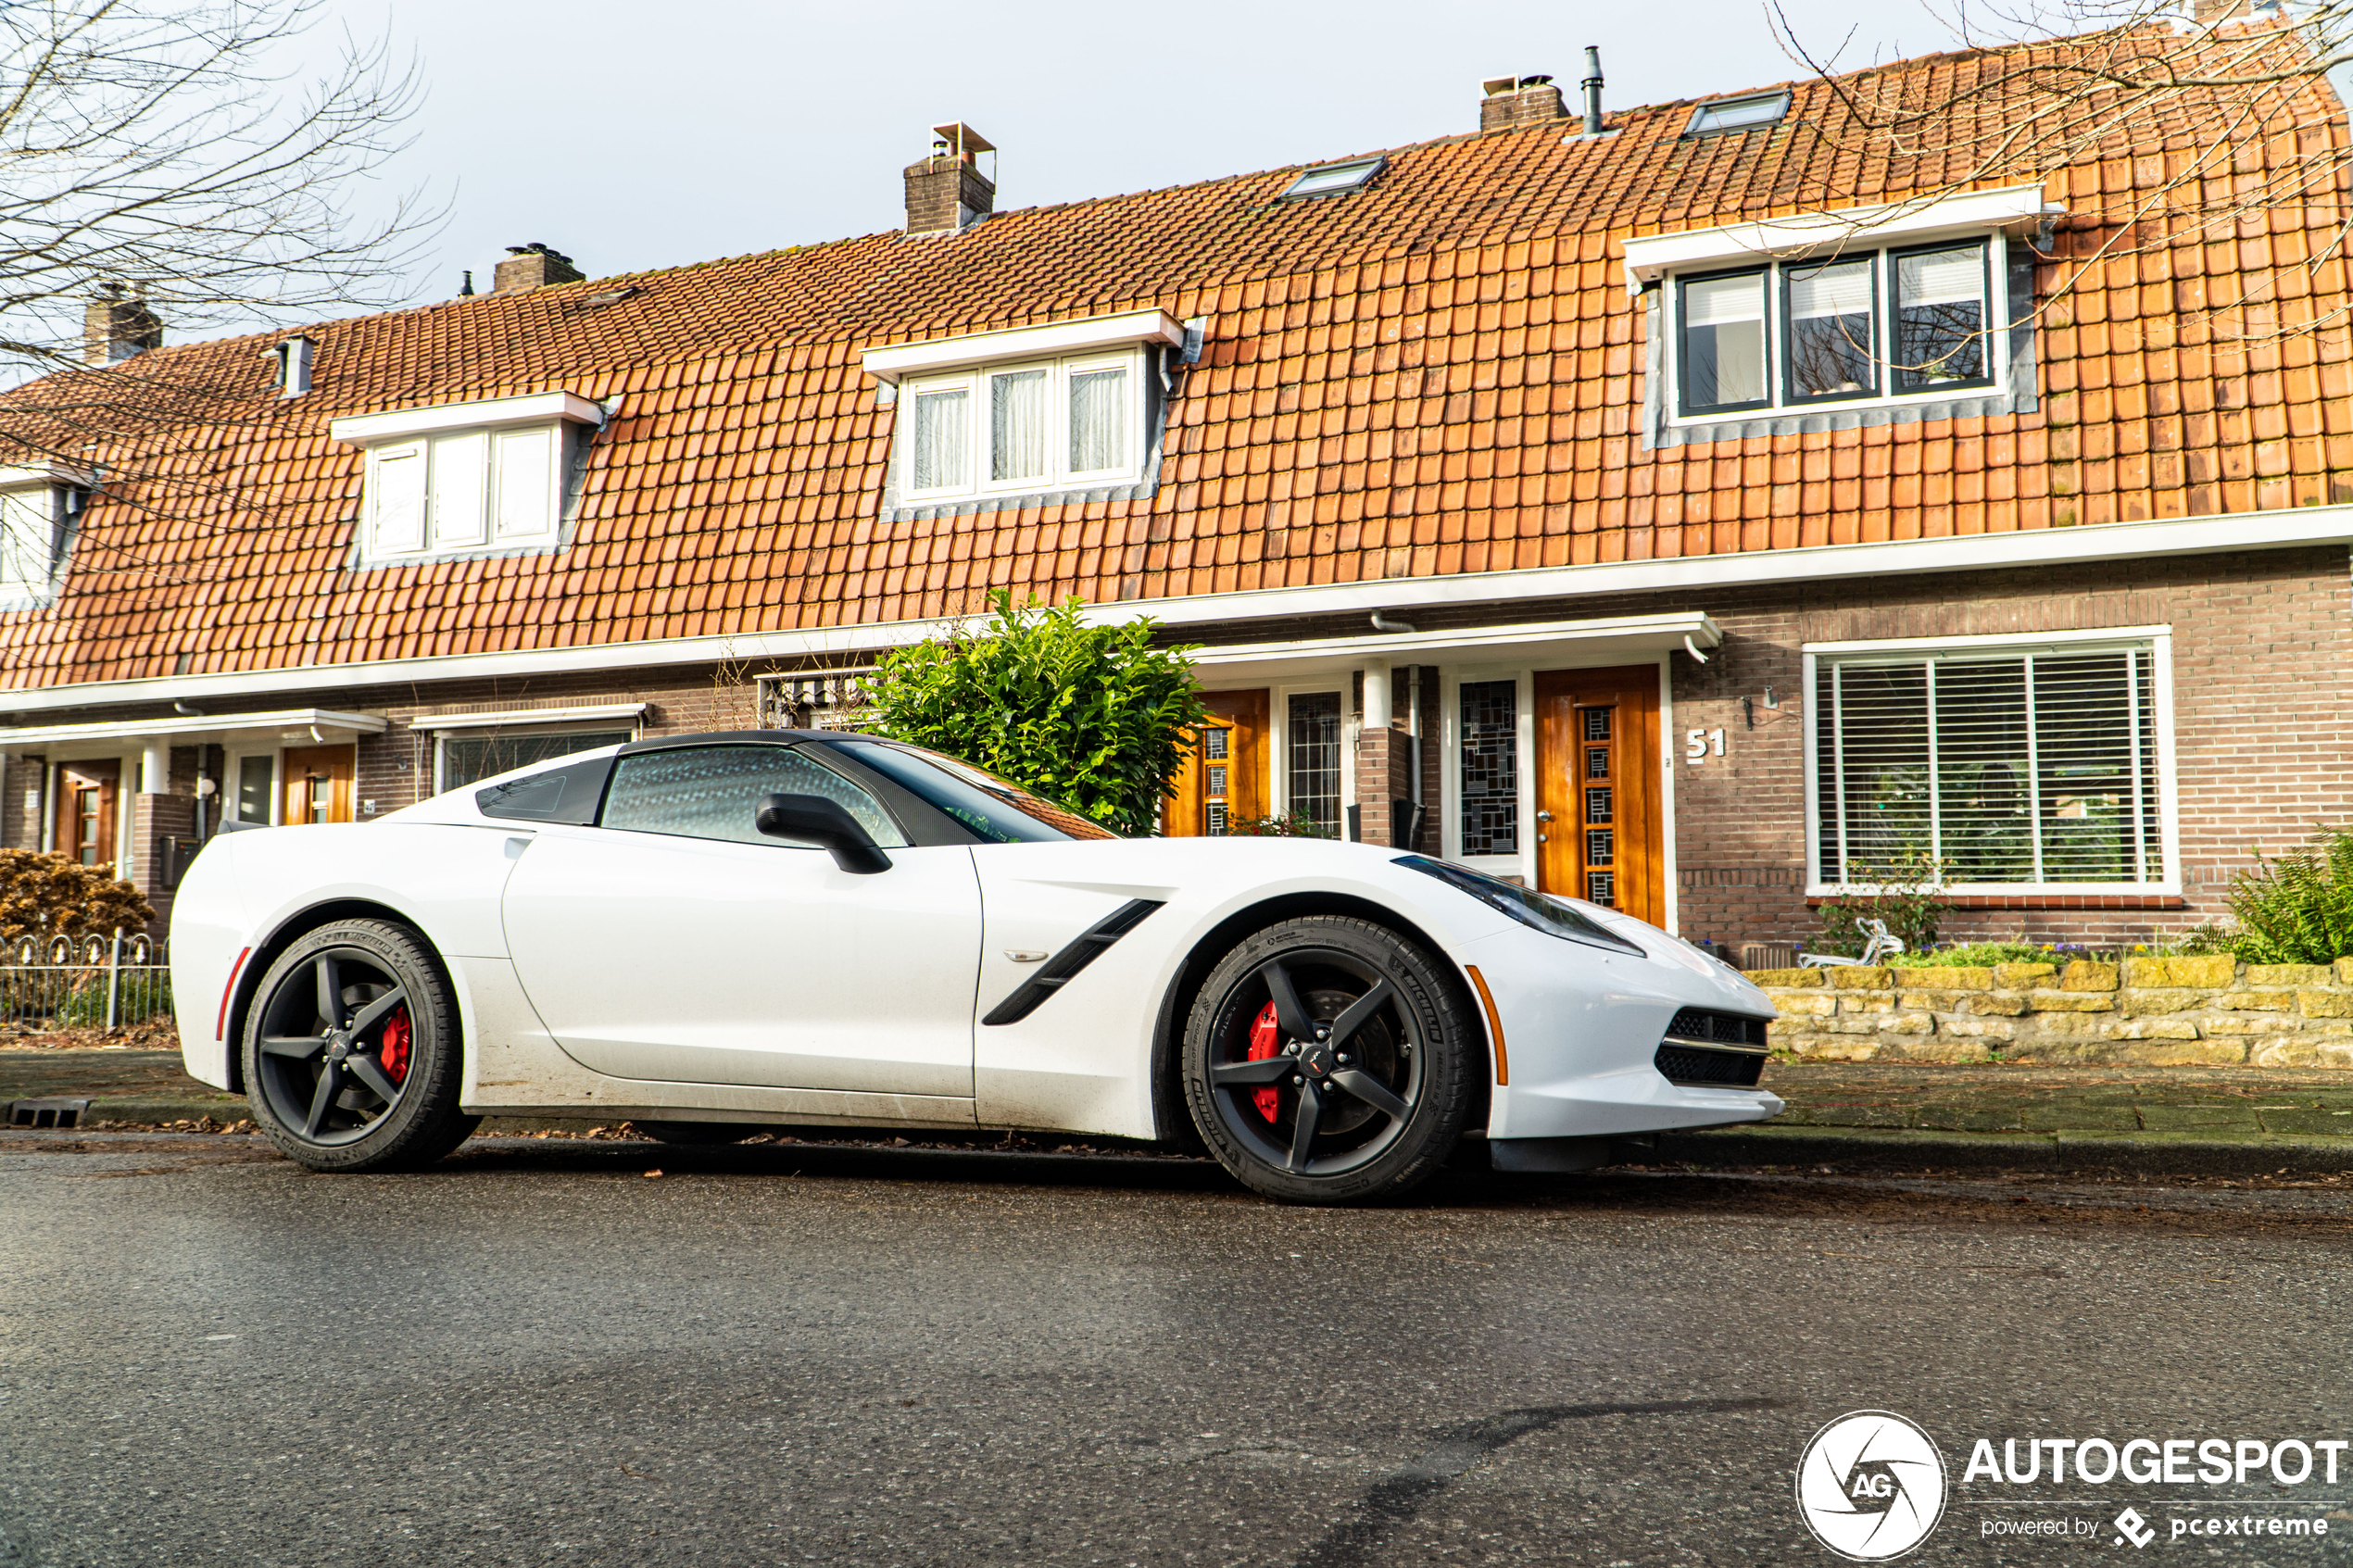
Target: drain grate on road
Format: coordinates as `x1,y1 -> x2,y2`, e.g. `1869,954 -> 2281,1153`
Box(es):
7,1097 -> 92,1129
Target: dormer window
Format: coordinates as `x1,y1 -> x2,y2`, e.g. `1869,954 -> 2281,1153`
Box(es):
331,392 -> 605,562
0,466 -> 84,608
1620,184 -> 2058,444
863,310 -> 1185,509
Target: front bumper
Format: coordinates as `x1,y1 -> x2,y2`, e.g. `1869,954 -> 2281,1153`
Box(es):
1469,924 -> 1784,1142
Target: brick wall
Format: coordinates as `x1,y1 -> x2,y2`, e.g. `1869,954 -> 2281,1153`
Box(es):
1670,546 -> 2353,949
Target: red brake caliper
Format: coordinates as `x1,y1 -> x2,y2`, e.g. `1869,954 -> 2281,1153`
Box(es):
380,1005 -> 413,1084
1246,1001 -> 1282,1122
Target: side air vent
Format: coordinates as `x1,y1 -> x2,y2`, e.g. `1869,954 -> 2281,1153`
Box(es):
981,899 -> 1165,1026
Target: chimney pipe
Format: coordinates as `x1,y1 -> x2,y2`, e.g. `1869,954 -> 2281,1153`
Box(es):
1581,46 -> 1604,135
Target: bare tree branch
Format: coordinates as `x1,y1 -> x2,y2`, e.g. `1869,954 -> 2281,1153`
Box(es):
0,0 -> 440,583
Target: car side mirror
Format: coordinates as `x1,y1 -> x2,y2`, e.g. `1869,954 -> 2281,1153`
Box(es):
754,792 -> 892,874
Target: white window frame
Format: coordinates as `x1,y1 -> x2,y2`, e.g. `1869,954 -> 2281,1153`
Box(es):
897,346 -> 1148,505
0,483 -> 63,606
1271,682 -> 1352,838
432,723 -> 635,795
223,747 -> 281,826
359,423 -> 568,560
1440,665 -> 1535,882
1801,626 -> 2180,898
1667,233 -> 2010,428
0,468 -> 85,608
409,703 -> 648,794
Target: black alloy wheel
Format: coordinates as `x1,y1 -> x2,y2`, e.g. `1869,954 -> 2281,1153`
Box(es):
1183,915 -> 1476,1205
242,919 -> 476,1172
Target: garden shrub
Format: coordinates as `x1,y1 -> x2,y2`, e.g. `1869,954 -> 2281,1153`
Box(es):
867,591 -> 1207,837
0,849 -> 155,952
2226,824 -> 2353,964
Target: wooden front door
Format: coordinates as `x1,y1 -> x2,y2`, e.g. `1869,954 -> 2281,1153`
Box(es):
1534,667 -> 1664,923
282,745 -> 356,825
58,760 -> 120,870
1163,689 -> 1269,836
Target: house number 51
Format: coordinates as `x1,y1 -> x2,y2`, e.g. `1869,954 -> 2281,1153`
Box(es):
1685,727 -> 1727,764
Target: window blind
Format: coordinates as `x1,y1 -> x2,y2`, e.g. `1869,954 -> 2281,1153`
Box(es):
1789,260 -> 1872,319
1814,644 -> 2164,886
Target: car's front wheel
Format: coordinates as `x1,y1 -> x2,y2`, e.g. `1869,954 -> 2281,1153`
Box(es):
242,919 -> 477,1173
1182,916 -> 1477,1205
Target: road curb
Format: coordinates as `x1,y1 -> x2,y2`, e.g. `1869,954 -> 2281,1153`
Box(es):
1657,1123 -> 2353,1176
31,1098 -> 2353,1179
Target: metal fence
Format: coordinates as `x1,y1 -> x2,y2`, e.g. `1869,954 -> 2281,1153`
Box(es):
1,932 -> 172,1032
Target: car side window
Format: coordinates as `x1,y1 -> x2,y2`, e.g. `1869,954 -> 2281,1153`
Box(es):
599,746 -> 910,848
477,757 -> 614,824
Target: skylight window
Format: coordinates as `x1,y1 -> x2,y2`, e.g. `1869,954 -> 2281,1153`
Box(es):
1683,91 -> 1791,138
1281,157 -> 1387,200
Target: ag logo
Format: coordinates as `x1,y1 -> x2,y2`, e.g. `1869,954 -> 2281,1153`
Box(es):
1795,1411 -> 1948,1561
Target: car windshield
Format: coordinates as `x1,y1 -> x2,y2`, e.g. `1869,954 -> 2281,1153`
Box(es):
812,741 -> 1117,844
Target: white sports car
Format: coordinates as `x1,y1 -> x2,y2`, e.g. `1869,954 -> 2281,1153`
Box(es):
170,732 -> 1783,1203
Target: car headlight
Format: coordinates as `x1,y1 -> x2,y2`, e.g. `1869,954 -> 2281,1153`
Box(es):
1392,855 -> 1644,956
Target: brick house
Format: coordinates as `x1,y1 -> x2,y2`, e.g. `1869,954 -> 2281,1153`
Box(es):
2,36 -> 2350,952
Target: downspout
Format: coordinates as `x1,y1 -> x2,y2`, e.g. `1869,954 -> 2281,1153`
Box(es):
1405,664 -> 1425,851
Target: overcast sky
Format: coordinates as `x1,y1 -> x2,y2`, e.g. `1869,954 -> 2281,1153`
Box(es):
321,0 -> 1940,312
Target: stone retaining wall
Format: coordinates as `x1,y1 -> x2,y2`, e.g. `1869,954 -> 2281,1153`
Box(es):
1756,957 -> 2353,1067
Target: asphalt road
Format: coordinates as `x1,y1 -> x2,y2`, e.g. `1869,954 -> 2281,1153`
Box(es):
5,1134 -> 2352,1567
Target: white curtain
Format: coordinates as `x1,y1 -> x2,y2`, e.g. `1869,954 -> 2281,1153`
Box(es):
911,387 -> 969,491
989,370 -> 1049,482
1067,366 -> 1126,473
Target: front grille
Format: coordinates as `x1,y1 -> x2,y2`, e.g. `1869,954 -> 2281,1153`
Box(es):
1654,1044 -> 1766,1088
1666,1008 -> 1770,1048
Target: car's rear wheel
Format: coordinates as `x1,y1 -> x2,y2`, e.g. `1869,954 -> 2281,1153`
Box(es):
242,919 -> 477,1173
636,1121 -> 761,1145
1181,916 -> 1476,1205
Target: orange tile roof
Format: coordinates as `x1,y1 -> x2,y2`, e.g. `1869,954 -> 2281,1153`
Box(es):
0,28 -> 2344,690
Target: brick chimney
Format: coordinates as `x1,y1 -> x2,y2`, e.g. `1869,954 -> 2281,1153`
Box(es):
1479,75 -> 1564,132
904,122 -> 996,234
82,284 -> 163,365
493,243 -> 584,294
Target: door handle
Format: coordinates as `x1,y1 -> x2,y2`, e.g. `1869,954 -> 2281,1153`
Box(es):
1535,810 -> 1554,822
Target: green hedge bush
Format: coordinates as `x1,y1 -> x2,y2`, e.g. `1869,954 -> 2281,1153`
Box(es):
866,591 -> 1206,837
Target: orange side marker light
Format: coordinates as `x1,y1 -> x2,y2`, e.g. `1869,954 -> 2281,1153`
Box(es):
1465,964 -> 1508,1086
